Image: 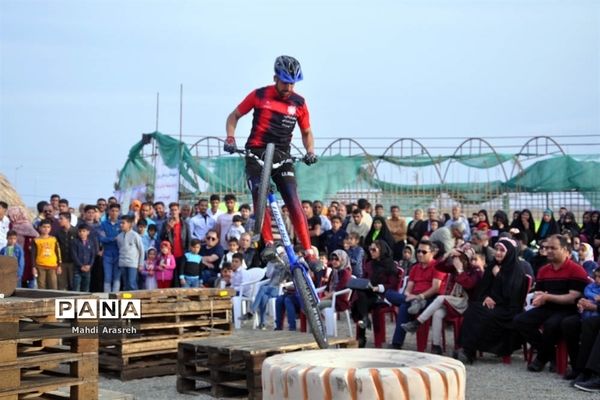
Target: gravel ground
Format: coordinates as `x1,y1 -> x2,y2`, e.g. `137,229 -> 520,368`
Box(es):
99,320 -> 600,400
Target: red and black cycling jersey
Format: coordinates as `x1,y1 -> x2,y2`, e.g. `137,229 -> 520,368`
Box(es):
236,85 -> 310,150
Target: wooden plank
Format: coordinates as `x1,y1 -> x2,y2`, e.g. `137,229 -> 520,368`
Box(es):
0,376 -> 84,396
70,357 -> 98,400
108,287 -> 235,300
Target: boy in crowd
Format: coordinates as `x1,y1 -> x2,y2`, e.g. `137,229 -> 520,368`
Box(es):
227,215 -> 246,241
56,212 -> 78,290
116,215 -> 144,291
231,252 -> 251,297
345,232 -> 364,277
322,215 -> 347,255
0,230 -> 25,287
215,262 -> 233,288
137,219 -> 152,253
179,239 -> 203,288
147,223 -> 158,250
71,224 -> 95,292
32,219 -> 62,290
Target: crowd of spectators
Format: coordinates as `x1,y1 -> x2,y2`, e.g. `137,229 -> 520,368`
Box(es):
1,195 -> 600,392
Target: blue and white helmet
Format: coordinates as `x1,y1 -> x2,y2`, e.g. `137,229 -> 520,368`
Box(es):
274,55 -> 303,83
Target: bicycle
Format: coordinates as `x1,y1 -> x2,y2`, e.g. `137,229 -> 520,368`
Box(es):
234,143 -> 328,349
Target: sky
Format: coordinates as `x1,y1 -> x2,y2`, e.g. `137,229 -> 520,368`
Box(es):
1,0 -> 599,207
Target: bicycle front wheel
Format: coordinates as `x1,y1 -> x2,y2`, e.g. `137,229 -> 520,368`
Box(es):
253,142 -> 274,239
293,267 -> 329,349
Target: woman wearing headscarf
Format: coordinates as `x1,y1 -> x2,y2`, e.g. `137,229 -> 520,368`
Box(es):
363,216 -> 395,253
476,209 -> 491,231
318,249 -> 352,312
399,244 -> 416,273
561,211 -> 581,238
578,242 -> 598,278
457,237 -> 526,364
6,206 -> 39,288
351,240 -> 399,347
535,209 -> 560,243
510,209 -> 536,246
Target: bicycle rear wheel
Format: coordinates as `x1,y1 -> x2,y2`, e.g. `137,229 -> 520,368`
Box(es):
293,267 -> 328,349
253,143 -> 275,239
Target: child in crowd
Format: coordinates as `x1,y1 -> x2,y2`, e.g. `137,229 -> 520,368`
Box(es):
345,232 -> 364,278
32,219 -> 62,290
226,215 -> 246,241
231,252 -> 251,297
0,230 -> 25,287
317,252 -> 332,287
116,215 -> 144,291
399,244 -> 416,274
214,262 -> 233,288
579,267 -> 600,320
156,240 -> 176,288
71,224 -> 95,292
146,224 -> 158,250
180,239 -> 203,288
136,219 -> 152,253
220,237 -> 242,268
140,247 -> 158,290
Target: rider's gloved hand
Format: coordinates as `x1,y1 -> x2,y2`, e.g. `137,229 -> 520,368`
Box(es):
303,152 -> 318,165
223,136 -> 237,154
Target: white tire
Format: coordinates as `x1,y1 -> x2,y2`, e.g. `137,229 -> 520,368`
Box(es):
262,349 -> 466,400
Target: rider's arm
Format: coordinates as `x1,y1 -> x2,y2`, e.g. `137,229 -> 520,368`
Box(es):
301,127 -> 315,154
226,109 -> 243,138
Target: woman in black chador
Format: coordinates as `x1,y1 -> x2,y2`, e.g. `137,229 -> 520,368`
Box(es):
458,237 -> 526,363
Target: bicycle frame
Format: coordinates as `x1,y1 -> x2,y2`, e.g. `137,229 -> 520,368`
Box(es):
266,190 -> 321,307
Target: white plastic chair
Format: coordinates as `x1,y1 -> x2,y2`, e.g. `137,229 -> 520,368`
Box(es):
232,268 -> 266,329
322,288 -> 353,337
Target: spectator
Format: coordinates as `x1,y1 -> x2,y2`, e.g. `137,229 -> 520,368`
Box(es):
302,200 -> 322,249
153,201 -> 168,234
226,215 -> 246,242
513,234 -> 588,372
239,232 -> 259,269
58,199 -> 78,227
181,203 -> 192,222
238,203 -> 254,234
32,201 -> 49,230
140,247 -> 158,290
351,240 -> 399,348
216,194 -> 240,248
578,242 -> 598,277
344,232 -> 364,278
407,208 -> 427,247
71,224 -> 95,292
188,198 -> 215,243
561,211 -> 581,238
318,249 -> 352,312
116,215 -> 144,291
458,238 -> 526,364
0,230 -> 25,287
475,209 -> 491,232
530,238 -> 549,278
346,208 -> 370,246
6,206 -> 39,288
161,202 -> 190,286
49,194 -> 60,216
363,216 -> 395,254
490,210 -> 509,246
155,240 -> 176,289
445,205 -> 471,242
357,198 -> 373,229
387,205 -> 407,260
136,219 -> 152,253
313,200 -> 331,231
429,222 -> 465,257
100,204 -> 121,292
385,240 -> 444,350
322,215 -> 347,255
207,194 -> 223,219
214,262 -> 233,289
536,209 -> 560,242
231,252 -> 251,297
0,201 -> 9,249
179,239 -> 203,288
510,209 -> 536,246
470,229 -> 496,267
398,244 -> 416,274
32,219 -> 62,290
139,202 -> 156,227
56,212 -> 78,290
199,229 -> 224,287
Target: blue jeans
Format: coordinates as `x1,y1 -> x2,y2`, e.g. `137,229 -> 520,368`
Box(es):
275,293 -> 300,330
103,252 -> 120,292
385,290 -> 434,346
201,269 -> 218,287
183,275 -> 201,288
120,266 -> 138,291
251,285 -> 280,325
73,270 -> 91,292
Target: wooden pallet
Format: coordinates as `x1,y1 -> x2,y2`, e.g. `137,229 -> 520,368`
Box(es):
0,289 -> 99,400
177,330 -> 358,400
99,288 -> 234,381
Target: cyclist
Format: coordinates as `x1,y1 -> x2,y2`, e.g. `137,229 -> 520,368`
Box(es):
224,55 -> 320,267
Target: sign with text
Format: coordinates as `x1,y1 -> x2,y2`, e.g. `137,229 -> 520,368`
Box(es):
154,154 -> 179,204
55,299 -> 142,319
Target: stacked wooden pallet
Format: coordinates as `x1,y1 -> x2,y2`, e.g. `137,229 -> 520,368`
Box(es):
0,288 -> 98,400
99,287 -> 234,380
177,330 -> 358,400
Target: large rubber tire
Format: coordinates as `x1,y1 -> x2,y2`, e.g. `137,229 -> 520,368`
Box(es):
262,349 -> 467,400
253,143 -> 274,238
293,267 -> 328,349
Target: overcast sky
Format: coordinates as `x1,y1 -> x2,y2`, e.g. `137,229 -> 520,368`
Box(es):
1,0 -> 598,206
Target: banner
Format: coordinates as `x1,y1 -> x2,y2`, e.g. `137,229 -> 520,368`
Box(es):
154,154 -> 179,204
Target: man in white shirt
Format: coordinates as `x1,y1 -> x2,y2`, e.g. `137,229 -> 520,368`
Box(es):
216,194 -> 240,248
207,194 -> 223,219
188,198 -> 216,243
0,201 -> 9,249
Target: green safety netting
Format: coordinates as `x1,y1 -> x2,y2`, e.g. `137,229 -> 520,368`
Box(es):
117,132 -> 600,207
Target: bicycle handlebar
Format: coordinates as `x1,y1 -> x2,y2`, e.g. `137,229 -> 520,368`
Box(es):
233,148 -> 302,163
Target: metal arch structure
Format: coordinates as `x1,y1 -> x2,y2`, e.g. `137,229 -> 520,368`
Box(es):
320,138 -> 382,182
510,136 -> 567,178
442,137 -> 510,183
377,138 -> 445,184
